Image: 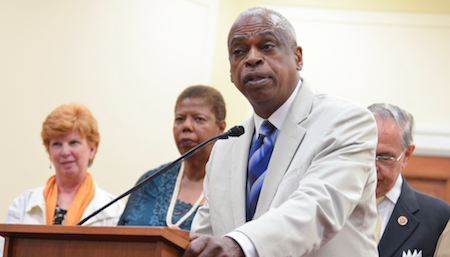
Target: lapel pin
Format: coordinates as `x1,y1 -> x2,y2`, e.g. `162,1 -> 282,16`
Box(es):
398,216 -> 408,226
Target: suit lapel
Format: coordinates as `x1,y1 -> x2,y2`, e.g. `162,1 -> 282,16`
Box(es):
378,177 -> 420,257
254,79 -> 314,218
231,118 -> 254,228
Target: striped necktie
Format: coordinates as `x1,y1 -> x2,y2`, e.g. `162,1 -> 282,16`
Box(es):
375,196 -> 386,244
247,120 -> 276,221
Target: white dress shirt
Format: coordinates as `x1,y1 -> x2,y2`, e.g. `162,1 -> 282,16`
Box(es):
378,174 -> 403,238
227,80 -> 302,257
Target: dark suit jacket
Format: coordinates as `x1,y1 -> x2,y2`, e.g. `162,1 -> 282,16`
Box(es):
379,176 -> 450,257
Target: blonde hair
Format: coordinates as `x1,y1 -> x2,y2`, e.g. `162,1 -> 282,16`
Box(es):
41,103 -> 100,163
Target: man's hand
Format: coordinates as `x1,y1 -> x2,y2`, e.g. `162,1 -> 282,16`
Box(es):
182,234 -> 245,257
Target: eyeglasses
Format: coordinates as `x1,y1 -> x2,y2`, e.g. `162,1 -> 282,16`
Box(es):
375,151 -> 404,166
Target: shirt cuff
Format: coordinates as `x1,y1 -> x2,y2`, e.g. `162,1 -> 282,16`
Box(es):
226,231 -> 259,257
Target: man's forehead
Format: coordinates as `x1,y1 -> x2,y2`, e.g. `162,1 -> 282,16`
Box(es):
231,13 -> 279,32
228,14 -> 284,43
229,28 -> 277,41
376,119 -> 403,149
376,117 -> 400,133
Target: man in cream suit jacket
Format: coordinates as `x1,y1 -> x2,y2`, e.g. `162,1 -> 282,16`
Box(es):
183,7 -> 379,257
434,220 -> 450,257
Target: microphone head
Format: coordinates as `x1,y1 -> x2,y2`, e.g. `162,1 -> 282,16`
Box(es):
217,125 -> 245,139
228,125 -> 245,137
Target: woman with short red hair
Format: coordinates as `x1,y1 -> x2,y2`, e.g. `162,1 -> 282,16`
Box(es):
5,103 -> 124,226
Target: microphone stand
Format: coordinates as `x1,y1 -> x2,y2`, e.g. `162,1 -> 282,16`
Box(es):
77,125 -> 244,226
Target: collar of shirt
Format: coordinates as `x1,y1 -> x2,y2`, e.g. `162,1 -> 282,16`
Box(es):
378,174 -> 403,237
25,187 -> 46,213
253,79 -> 302,134
384,173 -> 403,204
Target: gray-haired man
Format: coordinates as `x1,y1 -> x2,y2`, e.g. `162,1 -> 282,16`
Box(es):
369,103 -> 450,257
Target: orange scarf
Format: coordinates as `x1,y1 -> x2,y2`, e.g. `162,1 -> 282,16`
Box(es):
43,173 -> 95,225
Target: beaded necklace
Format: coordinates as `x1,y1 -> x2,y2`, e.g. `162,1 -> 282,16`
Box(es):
166,162 -> 204,227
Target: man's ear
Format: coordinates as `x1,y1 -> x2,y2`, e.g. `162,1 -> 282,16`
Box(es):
401,144 -> 415,170
294,46 -> 303,71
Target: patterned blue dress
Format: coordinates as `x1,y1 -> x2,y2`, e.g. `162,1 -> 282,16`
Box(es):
118,163 -> 199,231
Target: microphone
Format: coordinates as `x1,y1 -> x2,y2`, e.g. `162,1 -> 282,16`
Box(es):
218,125 -> 245,139
77,125 -> 245,225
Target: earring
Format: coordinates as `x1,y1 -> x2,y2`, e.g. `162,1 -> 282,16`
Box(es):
49,163 -> 52,169
88,160 -> 92,167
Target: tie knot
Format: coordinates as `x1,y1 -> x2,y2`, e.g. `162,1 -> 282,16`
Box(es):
259,120 -> 276,138
376,196 -> 386,206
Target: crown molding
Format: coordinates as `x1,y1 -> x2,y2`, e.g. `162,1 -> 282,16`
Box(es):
413,127 -> 450,157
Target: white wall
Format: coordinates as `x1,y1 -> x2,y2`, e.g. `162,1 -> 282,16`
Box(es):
0,0 -> 220,221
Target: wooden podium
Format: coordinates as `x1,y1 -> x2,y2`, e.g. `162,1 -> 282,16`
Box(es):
0,224 -> 189,257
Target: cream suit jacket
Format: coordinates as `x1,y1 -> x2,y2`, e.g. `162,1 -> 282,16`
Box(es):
191,80 -> 379,257
434,220 -> 450,257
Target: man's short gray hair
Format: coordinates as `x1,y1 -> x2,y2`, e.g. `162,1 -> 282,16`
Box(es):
236,7 -> 297,46
368,103 -> 414,149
